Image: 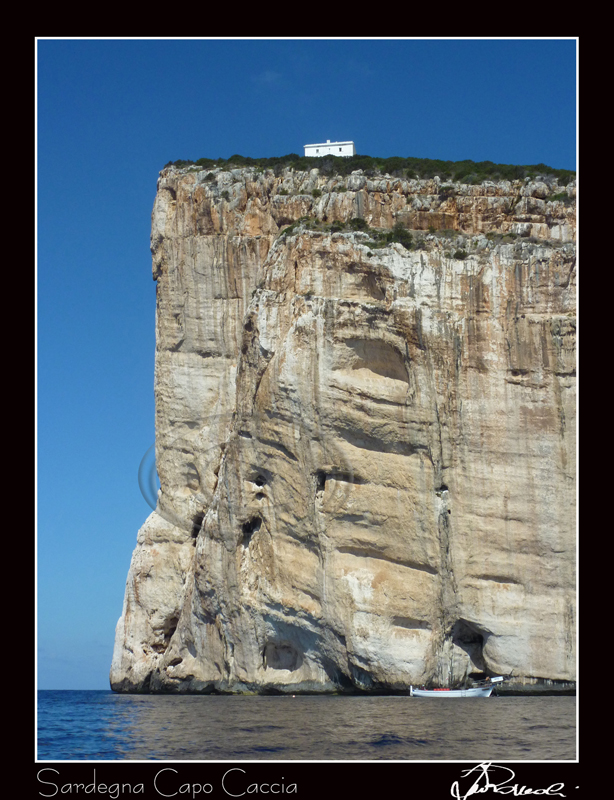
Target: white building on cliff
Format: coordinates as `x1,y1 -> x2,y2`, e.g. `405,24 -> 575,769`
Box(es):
304,139 -> 356,158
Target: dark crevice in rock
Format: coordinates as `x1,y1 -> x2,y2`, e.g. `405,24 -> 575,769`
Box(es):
192,511 -> 205,539
242,516 -> 262,546
257,437 -> 298,462
391,616 -> 431,630
314,470 -> 326,492
336,544 -> 438,574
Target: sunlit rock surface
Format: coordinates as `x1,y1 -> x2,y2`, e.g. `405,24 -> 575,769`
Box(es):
111,165 -> 576,693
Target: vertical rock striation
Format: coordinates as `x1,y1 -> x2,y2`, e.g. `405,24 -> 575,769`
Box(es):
111,165 -> 576,693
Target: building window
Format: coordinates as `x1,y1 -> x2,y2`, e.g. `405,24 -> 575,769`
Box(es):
339,148 -> 342,152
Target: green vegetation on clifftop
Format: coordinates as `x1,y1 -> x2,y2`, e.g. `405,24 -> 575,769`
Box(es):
165,153 -> 575,184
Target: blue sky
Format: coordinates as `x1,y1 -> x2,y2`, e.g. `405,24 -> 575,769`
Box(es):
36,37 -> 577,690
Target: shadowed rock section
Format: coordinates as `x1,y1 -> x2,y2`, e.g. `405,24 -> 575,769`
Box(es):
111,164 -> 576,693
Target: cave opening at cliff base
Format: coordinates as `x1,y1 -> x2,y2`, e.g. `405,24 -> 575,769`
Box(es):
451,619 -> 489,679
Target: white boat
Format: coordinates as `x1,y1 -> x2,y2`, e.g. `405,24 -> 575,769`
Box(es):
410,685 -> 493,697
410,676 -> 504,697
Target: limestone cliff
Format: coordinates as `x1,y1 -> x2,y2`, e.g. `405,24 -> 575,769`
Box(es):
110,164 -> 576,693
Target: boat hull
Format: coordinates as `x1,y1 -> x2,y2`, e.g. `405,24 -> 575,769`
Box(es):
410,686 -> 493,697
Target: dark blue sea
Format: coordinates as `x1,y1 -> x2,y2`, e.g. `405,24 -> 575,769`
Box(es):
37,690 -> 576,762
35,692 -> 582,799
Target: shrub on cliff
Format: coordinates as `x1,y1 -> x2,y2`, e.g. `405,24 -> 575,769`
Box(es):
386,223 -> 413,250
548,192 -> 574,205
363,222 -> 413,251
165,159 -> 195,168
226,154 -> 253,167
439,185 -> 456,200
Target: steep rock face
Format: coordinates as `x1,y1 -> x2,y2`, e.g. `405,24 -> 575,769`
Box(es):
110,165 -> 576,693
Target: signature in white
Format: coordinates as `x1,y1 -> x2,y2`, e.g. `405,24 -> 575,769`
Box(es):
451,762 -> 567,799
